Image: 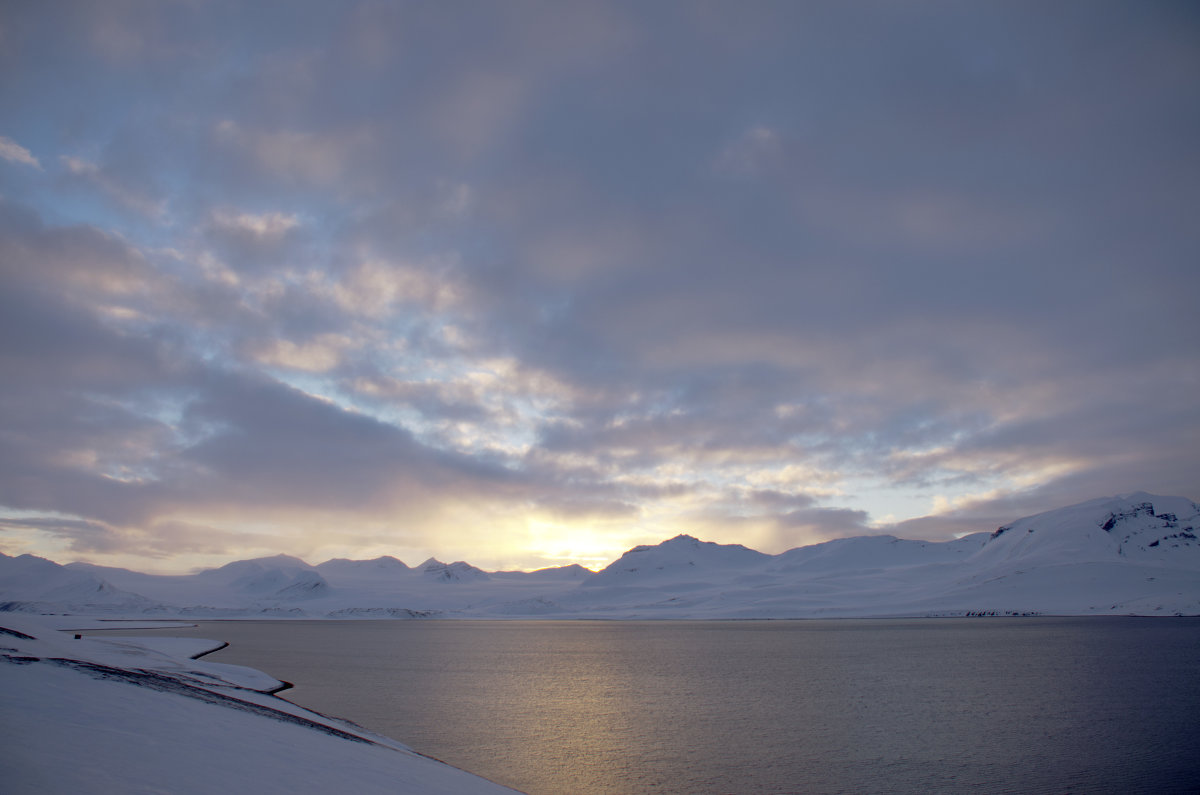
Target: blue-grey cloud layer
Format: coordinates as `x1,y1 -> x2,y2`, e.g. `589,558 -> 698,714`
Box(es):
1,1 -> 1197,568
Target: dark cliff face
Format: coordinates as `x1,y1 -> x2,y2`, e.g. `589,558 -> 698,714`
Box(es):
974,494 -> 1200,567
1098,499 -> 1199,553
1101,502 -> 1156,531
421,560 -> 489,583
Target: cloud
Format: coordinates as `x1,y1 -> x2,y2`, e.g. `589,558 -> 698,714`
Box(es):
324,257 -> 463,319
0,199 -> 156,301
245,334 -> 356,374
60,155 -> 167,218
426,70 -> 528,160
210,208 -> 301,240
200,207 -> 309,277
213,120 -> 372,187
0,136 -> 40,169
0,201 -> 529,556
714,126 -> 782,176
779,506 -> 872,539
0,2 -> 1197,571
176,373 -> 501,510
0,516 -> 124,555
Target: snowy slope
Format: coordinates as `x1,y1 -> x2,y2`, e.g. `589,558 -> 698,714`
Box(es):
585,534 -> 771,585
3,493 -> 1198,618
0,553 -> 153,613
772,533 -> 989,574
195,554 -> 324,595
0,616 -> 520,794
970,492 -> 1200,568
317,555 -> 411,578
420,558 -> 491,582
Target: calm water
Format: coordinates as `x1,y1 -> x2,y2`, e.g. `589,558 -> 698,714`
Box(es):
100,618 -> 1200,794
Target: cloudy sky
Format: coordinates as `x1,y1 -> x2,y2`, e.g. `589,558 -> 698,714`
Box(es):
0,1 -> 1197,573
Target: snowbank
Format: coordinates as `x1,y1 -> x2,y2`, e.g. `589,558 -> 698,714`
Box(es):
0,616 -> 520,794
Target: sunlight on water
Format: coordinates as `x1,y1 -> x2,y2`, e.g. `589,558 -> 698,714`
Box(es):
109,618 -> 1200,794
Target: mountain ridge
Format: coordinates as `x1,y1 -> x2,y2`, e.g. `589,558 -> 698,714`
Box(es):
2,493 -> 1197,618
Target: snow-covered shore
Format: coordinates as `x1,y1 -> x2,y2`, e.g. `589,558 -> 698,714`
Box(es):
0,616 -> 521,794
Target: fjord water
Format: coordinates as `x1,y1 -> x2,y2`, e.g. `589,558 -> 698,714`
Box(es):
159,619 -> 1198,794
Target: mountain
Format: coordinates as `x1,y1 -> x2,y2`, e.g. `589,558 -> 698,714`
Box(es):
0,553 -> 151,613
972,492 -> 1199,567
317,556 -> 410,576
586,534 -> 771,585
521,564 -> 595,580
196,554 -> 316,590
772,533 -> 989,574
184,558 -> 335,602
0,553 -> 69,595
271,570 -> 333,600
419,559 -> 490,583
2,493 -> 1197,618
55,554 -> 329,610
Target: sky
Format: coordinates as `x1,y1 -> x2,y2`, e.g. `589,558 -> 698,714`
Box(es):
0,1 -> 1197,574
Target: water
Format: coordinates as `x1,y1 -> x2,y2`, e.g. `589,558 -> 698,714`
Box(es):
100,618 -> 1200,794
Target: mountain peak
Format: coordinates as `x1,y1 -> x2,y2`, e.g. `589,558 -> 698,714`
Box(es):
204,554 -> 314,575
317,555 -> 410,574
421,559 -> 489,582
590,533 -> 770,584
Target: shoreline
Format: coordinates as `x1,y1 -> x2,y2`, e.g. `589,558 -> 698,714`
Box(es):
0,615 -> 523,794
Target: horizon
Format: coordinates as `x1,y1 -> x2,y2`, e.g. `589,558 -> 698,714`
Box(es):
1,2 -> 1198,575
11,489 -> 1195,577
6,525 -> 919,576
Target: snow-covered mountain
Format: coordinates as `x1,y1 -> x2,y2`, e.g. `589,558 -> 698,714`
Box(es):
0,553 -> 152,613
193,555 -> 330,600
973,493 -> 1200,567
772,533 -> 988,574
419,558 -> 490,583
2,492 -> 1197,618
516,563 -> 594,580
585,534 -> 771,585
317,555 -> 410,577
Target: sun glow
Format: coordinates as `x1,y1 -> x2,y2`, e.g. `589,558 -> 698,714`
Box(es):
524,520 -> 627,571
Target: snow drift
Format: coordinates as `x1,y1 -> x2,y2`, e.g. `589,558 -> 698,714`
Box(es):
0,616 -> 520,794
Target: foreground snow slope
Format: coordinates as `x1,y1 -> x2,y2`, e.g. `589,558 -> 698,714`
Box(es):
0,616 -> 520,795
2,492 -> 1197,618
